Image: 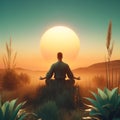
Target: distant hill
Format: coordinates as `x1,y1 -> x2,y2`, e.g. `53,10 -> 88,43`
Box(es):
73,60 -> 120,75
88,60 -> 120,69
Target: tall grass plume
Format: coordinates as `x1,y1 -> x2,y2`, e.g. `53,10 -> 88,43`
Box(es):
2,37 -> 30,90
106,21 -> 114,88
3,37 -> 17,71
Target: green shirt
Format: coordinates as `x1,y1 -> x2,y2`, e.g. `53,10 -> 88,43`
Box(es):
46,61 -> 74,80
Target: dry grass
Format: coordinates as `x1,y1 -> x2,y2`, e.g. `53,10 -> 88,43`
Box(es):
3,37 -> 17,70
106,21 -> 114,88
106,21 -> 112,50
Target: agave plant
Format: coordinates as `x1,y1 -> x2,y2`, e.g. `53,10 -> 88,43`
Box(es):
85,87 -> 120,120
0,97 -> 27,120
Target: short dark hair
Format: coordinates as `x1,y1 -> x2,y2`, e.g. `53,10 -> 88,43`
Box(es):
57,52 -> 63,59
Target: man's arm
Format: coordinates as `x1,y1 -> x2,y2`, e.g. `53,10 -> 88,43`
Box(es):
39,76 -> 46,80
39,65 -> 54,80
66,65 -> 74,79
73,76 -> 80,80
66,65 -> 80,80
46,64 -> 54,79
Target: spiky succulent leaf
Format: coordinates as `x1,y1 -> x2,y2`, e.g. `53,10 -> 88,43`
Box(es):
85,97 -> 105,114
90,109 -> 102,116
9,99 -> 17,114
90,104 -> 109,120
103,87 -> 111,99
3,103 -> 10,120
86,87 -> 120,120
1,101 -> 9,116
109,88 -> 118,110
102,103 -> 111,109
84,104 -> 97,111
90,91 -> 99,100
90,91 -> 104,105
115,95 -> 120,107
0,98 -> 27,120
85,98 -> 100,109
110,88 -> 118,101
0,108 -> 3,120
18,113 -> 27,120
0,96 -> 2,107
9,101 -> 26,120
98,88 -> 108,100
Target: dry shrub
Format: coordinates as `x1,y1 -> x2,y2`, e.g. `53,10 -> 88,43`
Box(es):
92,75 -> 106,89
71,109 -> 84,120
2,70 -> 30,90
19,72 -> 30,84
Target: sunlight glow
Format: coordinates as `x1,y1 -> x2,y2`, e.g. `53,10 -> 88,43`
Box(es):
40,26 -> 80,62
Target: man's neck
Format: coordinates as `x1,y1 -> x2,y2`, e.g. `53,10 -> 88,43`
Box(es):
58,59 -> 62,62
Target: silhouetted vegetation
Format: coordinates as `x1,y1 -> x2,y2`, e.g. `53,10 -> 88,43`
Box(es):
1,38 -> 30,90
32,82 -> 83,110
3,38 -> 17,71
106,21 -> 114,89
19,81 -> 84,120
2,70 -> 30,90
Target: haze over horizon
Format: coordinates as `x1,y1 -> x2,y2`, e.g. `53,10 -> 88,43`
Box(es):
0,0 -> 120,70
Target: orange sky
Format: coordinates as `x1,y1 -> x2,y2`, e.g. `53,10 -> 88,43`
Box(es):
1,0 -> 120,71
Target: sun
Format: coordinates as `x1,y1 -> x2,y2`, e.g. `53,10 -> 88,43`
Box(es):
40,26 -> 80,62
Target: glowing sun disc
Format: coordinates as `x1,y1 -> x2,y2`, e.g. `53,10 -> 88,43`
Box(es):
40,26 -> 80,62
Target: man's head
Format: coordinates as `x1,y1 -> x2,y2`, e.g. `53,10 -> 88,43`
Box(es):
57,52 -> 63,61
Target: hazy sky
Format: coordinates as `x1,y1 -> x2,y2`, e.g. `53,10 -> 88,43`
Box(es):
0,0 -> 120,70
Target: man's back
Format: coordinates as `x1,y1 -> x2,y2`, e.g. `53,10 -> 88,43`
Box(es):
40,52 -> 80,85
46,61 -> 74,80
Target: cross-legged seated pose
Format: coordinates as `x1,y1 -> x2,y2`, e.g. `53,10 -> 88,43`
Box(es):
40,52 -> 80,86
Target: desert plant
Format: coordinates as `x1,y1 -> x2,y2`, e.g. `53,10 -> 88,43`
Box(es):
56,88 -> 75,109
0,97 -> 27,120
2,38 -> 30,90
19,73 -> 30,85
36,101 -> 58,120
2,69 -> 30,90
2,70 -> 20,90
106,21 -> 114,88
36,82 -> 82,110
2,70 -> 30,90
85,87 -> 120,120
3,38 -> 17,71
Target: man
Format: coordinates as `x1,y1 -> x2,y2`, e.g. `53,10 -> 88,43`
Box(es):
40,52 -> 80,85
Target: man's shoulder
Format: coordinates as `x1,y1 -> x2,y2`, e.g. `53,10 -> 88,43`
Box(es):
62,62 -> 68,66
51,63 -> 56,67
51,62 -> 59,67
53,61 -> 69,67
60,62 -> 69,68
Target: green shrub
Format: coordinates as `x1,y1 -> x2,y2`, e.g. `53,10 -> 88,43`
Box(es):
0,97 -> 27,120
56,89 -> 75,109
36,83 -> 82,110
36,101 -> 58,120
85,87 -> 120,120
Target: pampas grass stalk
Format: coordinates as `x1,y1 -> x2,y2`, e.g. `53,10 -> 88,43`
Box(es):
106,21 -> 114,89
106,21 -> 112,50
12,52 -> 17,69
3,37 -> 17,71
